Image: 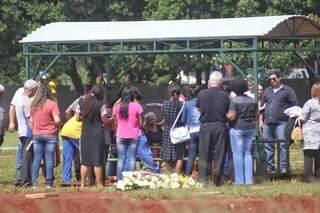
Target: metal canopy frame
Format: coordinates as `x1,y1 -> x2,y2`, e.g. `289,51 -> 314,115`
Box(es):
22,37 -> 320,78
21,16 -> 320,174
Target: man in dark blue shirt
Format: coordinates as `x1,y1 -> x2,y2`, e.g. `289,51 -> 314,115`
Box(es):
262,70 -> 298,173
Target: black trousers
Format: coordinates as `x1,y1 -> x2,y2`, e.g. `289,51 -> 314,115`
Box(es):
73,149 -> 81,181
199,122 -> 227,186
224,132 -> 234,180
0,135 -> 4,147
20,137 -> 32,186
303,149 -> 320,182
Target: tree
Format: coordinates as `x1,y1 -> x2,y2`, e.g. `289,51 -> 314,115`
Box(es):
1,0 -> 320,89
0,0 -> 66,84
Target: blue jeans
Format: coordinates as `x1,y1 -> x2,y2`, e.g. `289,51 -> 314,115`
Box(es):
106,161 -> 117,177
185,132 -> 199,176
263,122 -> 287,171
116,137 -> 138,180
62,137 -> 80,184
106,145 -> 117,177
32,134 -> 57,186
230,128 -> 255,185
137,134 -> 160,173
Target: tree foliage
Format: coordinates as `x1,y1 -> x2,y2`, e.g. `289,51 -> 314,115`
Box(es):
0,0 -> 320,91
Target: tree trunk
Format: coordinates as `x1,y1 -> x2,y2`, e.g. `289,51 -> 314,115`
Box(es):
66,57 -> 83,95
87,56 -> 106,85
195,67 -> 203,85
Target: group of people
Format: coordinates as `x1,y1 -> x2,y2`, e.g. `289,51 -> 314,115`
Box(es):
158,70 -> 320,186
0,68 -> 320,188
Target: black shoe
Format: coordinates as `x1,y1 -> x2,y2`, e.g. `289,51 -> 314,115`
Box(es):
305,176 -> 316,183
61,182 -> 72,187
22,182 -> 32,187
14,181 -> 21,187
267,168 -> 275,173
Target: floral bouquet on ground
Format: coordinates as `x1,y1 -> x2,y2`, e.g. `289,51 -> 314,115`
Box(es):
117,171 -> 201,191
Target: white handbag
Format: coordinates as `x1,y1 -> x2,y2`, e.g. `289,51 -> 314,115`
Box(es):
170,102 -> 190,144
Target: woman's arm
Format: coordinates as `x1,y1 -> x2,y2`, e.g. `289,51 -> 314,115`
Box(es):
157,119 -> 165,126
226,99 -> 237,121
298,100 -> 310,123
51,101 -> 61,126
139,114 -> 144,129
101,105 -> 113,125
53,114 -> 61,126
181,104 -> 187,124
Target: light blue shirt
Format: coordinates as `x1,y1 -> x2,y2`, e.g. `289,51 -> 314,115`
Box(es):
181,98 -> 200,131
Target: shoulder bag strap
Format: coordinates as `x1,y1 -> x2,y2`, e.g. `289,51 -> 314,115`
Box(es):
294,118 -> 301,127
170,102 -> 185,131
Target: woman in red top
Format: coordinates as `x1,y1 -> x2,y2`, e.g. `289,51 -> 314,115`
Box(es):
30,82 -> 60,188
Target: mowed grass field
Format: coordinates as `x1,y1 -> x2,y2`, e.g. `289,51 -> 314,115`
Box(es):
1,131 -> 320,199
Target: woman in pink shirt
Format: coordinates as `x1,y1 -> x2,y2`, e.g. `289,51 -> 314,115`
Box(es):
113,87 -> 143,180
30,82 -> 60,188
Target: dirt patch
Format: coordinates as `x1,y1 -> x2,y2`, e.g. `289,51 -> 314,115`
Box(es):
0,192 -> 319,213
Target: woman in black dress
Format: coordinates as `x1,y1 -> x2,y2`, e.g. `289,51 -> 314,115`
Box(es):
160,85 -> 185,173
76,85 -> 105,187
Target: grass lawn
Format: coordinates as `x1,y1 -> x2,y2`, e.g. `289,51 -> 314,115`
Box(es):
2,131 -> 19,148
1,131 -> 319,199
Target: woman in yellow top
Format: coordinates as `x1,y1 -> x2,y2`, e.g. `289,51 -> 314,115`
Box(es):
61,115 -> 82,186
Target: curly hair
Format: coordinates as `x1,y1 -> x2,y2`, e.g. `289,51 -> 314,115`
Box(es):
31,82 -> 56,110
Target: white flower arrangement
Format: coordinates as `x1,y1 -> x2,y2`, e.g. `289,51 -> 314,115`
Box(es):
117,171 -> 201,191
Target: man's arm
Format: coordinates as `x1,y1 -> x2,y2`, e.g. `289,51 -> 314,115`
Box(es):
65,98 -> 80,120
8,88 -> 23,132
8,105 -> 16,132
226,98 -> 236,121
288,88 -> 299,107
0,108 -> 5,141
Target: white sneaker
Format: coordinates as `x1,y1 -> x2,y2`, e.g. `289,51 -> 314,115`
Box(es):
116,180 -> 125,190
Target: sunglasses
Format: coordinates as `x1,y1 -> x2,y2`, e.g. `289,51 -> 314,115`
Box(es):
269,77 -> 277,81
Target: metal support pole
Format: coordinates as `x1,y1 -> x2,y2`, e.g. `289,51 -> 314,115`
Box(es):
153,41 -> 156,51
23,44 -> 30,80
42,54 -> 61,75
252,37 -> 263,174
88,42 -> 91,52
55,43 -> 58,52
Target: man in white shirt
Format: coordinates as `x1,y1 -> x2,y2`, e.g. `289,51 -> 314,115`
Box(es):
9,80 -> 38,186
